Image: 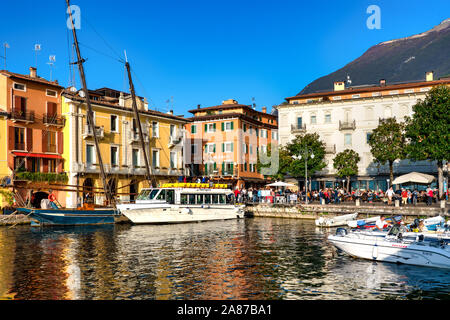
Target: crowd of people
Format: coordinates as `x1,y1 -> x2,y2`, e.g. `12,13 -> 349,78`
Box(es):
233,185 -> 442,206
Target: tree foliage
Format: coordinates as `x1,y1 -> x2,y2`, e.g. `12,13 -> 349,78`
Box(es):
333,149 -> 360,178
368,117 -> 406,182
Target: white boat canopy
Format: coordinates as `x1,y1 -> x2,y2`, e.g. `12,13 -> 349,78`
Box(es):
266,181 -> 295,187
392,172 -> 435,185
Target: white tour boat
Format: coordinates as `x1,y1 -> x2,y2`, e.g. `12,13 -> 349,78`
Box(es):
117,183 -> 245,224
328,225 -> 450,269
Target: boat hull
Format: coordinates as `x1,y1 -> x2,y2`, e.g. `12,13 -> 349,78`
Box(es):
315,213 -> 358,227
329,234 -> 450,269
117,205 -> 244,224
17,208 -> 119,226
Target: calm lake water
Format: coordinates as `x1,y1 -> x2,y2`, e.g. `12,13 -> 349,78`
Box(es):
0,217 -> 449,300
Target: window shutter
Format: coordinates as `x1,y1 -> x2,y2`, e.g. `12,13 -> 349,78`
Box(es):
222,143 -> 224,152
231,122 -> 234,130
26,128 -> 32,151
230,163 -> 234,172
231,143 -> 234,152
222,163 -> 225,174
14,96 -> 22,111
213,123 -> 216,131
243,124 -> 246,132
58,132 -> 63,154
204,124 -> 207,132
9,126 -> 14,150
221,123 -> 224,131
42,130 -> 47,153
204,163 -> 208,174
213,144 -> 216,153
214,162 -> 217,170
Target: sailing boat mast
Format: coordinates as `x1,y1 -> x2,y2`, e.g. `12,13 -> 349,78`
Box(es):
66,0 -> 114,205
124,57 -> 156,187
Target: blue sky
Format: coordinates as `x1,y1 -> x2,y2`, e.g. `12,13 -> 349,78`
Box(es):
0,0 -> 449,116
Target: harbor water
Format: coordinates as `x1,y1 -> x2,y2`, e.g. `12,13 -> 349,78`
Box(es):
0,217 -> 449,300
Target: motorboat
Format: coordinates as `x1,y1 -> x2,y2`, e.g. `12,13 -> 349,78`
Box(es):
347,215 -> 402,229
116,183 -> 245,224
315,212 -> 358,227
328,225 -> 450,269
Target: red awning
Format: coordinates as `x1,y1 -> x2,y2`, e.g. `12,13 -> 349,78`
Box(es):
13,152 -> 63,159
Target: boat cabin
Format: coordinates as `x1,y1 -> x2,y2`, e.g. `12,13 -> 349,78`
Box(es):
136,187 -> 234,206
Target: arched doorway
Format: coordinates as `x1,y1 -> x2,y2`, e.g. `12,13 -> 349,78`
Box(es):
130,179 -> 138,202
83,178 -> 94,205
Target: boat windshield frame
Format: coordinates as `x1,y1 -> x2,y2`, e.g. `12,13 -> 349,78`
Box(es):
136,189 -> 160,201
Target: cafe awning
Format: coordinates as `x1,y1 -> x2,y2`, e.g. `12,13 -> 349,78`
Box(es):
392,172 -> 435,185
13,152 -> 63,160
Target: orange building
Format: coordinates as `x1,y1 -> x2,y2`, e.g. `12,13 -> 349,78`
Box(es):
185,99 -> 278,189
0,67 -> 66,207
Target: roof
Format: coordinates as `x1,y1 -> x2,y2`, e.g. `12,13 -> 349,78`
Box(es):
186,112 -> 278,129
188,103 -> 277,118
63,90 -> 191,123
285,78 -> 450,101
0,70 -> 64,89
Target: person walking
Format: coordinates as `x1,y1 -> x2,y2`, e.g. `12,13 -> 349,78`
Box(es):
386,187 -> 395,206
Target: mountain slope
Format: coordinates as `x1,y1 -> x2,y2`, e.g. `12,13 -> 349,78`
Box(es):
299,18 -> 450,95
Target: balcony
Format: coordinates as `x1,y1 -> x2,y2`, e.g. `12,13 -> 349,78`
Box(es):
339,120 -> 356,131
168,133 -> 183,148
10,109 -> 35,123
129,131 -> 150,144
43,114 -> 66,127
291,124 -> 306,134
325,144 -> 336,154
82,125 -> 105,139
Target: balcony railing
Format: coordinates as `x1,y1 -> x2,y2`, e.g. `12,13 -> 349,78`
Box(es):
339,120 -> 356,131
129,131 -> 149,143
82,125 -> 105,139
10,109 -> 35,123
291,124 -> 306,133
325,144 -> 336,154
168,133 -> 183,147
43,114 -> 66,127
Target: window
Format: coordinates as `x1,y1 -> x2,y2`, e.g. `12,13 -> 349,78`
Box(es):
191,125 -> 197,134
223,162 -> 234,175
297,117 -> 303,129
170,151 -> 177,169
47,132 -> 57,153
191,144 -> 197,155
152,149 -> 160,168
111,146 -> 118,166
325,114 -> 331,123
152,121 -> 159,138
243,143 -> 248,154
46,89 -> 57,97
366,133 -> 372,144
344,133 -> 352,146
205,123 -> 216,133
260,129 -> 268,138
30,158 -> 40,173
310,115 -> 317,124
260,145 -> 268,154
13,83 -> 26,91
223,142 -> 234,153
205,143 -> 216,153
272,131 -> 278,140
132,148 -> 140,167
110,115 -> 118,132
86,144 -> 95,164
48,159 -> 57,173
249,145 -> 253,155
222,121 -> 234,131
14,127 -> 25,150
170,124 -> 176,137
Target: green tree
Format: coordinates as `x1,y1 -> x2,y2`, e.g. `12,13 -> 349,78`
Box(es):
285,133 -> 327,180
368,117 -> 406,185
405,85 -> 450,199
333,149 -> 361,192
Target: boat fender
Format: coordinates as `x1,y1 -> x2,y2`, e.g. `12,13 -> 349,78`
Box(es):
336,228 -> 347,236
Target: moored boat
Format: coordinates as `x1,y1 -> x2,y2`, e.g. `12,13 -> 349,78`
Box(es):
328,225 -> 450,269
315,212 -> 358,227
117,183 -> 245,224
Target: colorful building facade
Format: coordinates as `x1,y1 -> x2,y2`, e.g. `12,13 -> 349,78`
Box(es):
185,99 -> 278,189
62,87 -> 189,208
0,67 -> 66,207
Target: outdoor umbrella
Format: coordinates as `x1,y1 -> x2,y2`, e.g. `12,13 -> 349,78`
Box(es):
266,181 -> 295,187
392,172 -> 435,185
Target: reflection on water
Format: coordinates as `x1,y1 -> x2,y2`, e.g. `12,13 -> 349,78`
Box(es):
0,218 -> 449,300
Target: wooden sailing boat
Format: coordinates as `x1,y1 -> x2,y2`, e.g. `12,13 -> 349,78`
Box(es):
15,0 -> 120,226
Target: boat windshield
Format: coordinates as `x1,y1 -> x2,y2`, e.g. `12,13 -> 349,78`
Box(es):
136,189 -> 160,200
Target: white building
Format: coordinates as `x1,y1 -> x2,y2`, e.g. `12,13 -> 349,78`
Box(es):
277,72 -> 449,191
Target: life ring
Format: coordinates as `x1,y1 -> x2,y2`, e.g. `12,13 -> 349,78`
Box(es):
48,194 -> 56,202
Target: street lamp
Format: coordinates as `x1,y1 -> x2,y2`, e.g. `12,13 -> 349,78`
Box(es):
293,147 -> 315,204
342,179 -> 346,190
387,179 -> 390,189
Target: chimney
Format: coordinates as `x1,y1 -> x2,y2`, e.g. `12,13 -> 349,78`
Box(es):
197,104 -> 201,109
167,110 -> 174,115
379,79 -> 386,87
426,71 -> 434,82
29,67 -> 37,78
333,81 -> 345,91
262,107 -> 267,113
119,92 -> 125,107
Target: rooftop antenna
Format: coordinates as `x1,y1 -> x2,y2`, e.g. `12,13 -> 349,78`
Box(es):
252,97 -> 256,109
1,43 -> 9,69
346,74 -> 352,87
34,44 -> 41,68
47,55 -> 56,81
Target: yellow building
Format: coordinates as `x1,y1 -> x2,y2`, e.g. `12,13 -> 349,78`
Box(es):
62,87 -> 189,208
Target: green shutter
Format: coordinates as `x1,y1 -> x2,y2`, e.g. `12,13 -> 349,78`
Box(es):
221,123 -> 224,131
222,163 -> 225,174
230,163 -> 234,173
231,143 -> 234,152
205,163 -> 208,174
213,123 -> 216,131
214,162 -> 217,170
231,122 -> 234,130
243,124 -> 246,132
213,144 -> 216,153
222,143 -> 225,152
204,124 -> 207,132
